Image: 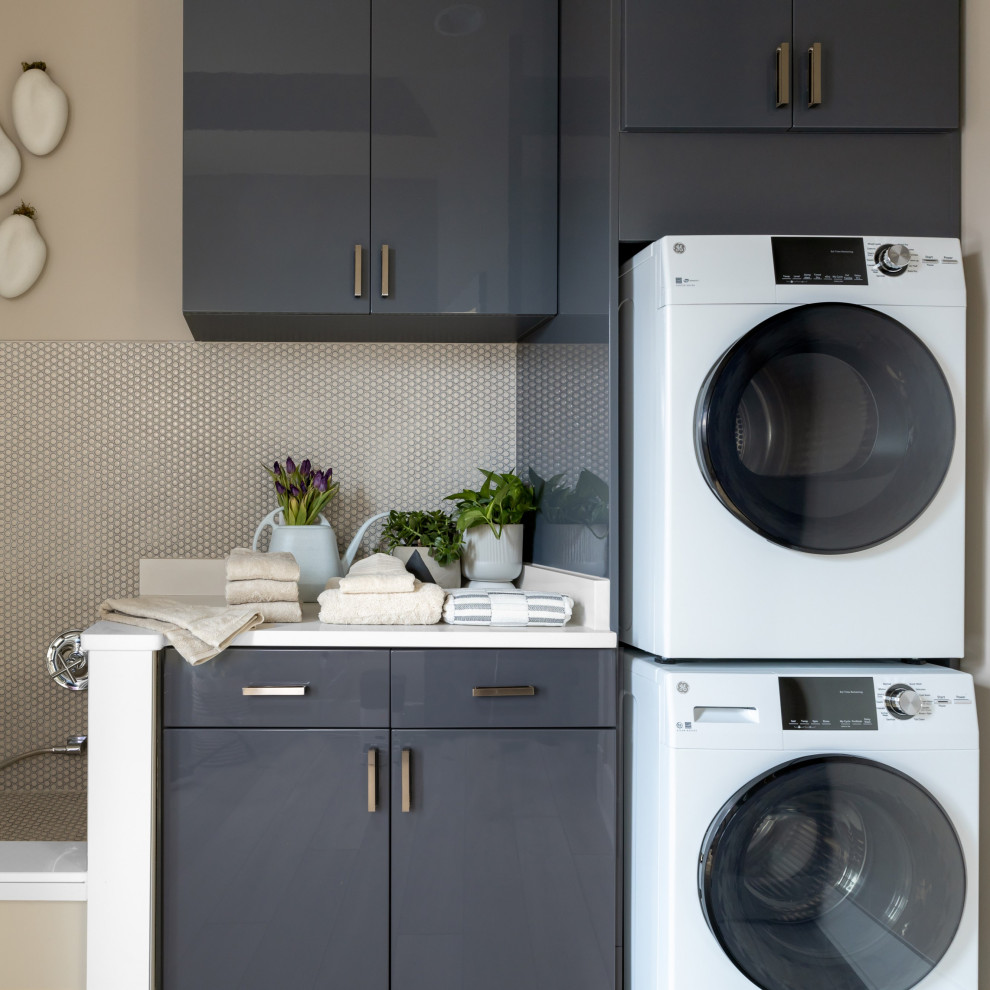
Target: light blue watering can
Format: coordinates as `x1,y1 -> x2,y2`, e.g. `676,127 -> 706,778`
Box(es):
252,510 -> 388,602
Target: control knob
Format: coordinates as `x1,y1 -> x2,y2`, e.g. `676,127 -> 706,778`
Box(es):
885,683 -> 922,719
875,243 -> 912,276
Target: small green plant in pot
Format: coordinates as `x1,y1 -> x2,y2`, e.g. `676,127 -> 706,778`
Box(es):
378,509 -> 464,587
444,469 -> 538,584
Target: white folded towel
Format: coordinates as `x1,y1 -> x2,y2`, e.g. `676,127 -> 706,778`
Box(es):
98,596 -> 264,664
253,601 -> 303,623
226,579 -> 300,604
226,547 -> 300,583
442,589 -> 574,626
319,579 -> 444,625
338,553 -> 416,595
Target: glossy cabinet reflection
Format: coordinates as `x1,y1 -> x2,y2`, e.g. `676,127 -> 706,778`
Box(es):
184,0 -> 557,339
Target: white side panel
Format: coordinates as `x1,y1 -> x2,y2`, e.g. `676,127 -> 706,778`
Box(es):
86,649 -> 157,990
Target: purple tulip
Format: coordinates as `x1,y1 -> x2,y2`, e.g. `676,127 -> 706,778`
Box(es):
286,457 -> 296,474
290,485 -> 302,498
275,481 -> 286,496
301,459 -> 312,475
273,461 -> 281,475
313,471 -> 327,492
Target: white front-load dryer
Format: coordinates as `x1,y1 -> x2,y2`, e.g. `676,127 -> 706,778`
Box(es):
618,235 -> 965,659
623,653 -> 978,990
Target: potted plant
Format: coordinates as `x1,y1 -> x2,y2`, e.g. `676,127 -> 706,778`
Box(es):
378,509 -> 464,587
444,469 -> 538,584
530,469 -> 609,577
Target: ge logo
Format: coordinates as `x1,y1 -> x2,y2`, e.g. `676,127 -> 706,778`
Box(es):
676,681 -> 689,694
676,722 -> 684,729
673,242 -> 686,254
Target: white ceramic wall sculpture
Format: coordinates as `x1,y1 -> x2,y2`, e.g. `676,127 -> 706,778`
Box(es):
12,61 -> 68,156
0,122 -> 20,195
0,203 -> 47,298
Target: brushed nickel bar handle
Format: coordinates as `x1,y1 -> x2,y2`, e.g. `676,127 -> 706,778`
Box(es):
367,747 -> 377,812
775,42 -> 790,107
808,42 -> 822,107
241,684 -> 308,697
354,244 -> 362,297
472,685 -> 536,698
401,748 -> 411,812
381,244 -> 390,297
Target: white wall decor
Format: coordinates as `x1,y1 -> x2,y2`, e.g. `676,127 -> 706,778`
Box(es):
12,62 -> 68,156
0,204 -> 46,298
0,122 -> 20,195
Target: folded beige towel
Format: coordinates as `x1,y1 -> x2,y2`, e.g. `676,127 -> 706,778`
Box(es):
226,579 -> 300,604
254,601 -> 302,624
318,579 -> 444,625
338,553 -> 416,595
98,596 -> 264,665
226,547 -> 300,583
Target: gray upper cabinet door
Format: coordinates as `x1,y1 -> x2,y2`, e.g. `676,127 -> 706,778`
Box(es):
370,0 -> 558,316
390,729 -> 616,990
622,0 -> 793,131
791,0 -> 960,130
162,727 -> 389,990
183,0 -> 371,316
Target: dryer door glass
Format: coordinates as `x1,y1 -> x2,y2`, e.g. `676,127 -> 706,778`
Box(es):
696,302 -> 955,553
699,755 -> 966,990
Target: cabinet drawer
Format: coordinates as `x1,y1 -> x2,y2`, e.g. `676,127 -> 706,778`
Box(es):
163,648 -> 389,728
390,649 -> 617,728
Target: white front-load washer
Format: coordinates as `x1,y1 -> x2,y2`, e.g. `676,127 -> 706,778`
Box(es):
618,235 -> 965,659
623,652 -> 978,990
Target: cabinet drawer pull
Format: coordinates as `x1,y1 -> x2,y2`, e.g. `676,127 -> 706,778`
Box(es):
808,42 -> 822,107
472,685 -> 536,698
368,747 -> 378,813
401,748 -> 411,812
381,244 -> 390,297
241,684 -> 309,697
354,244 -> 363,297
775,42 -> 790,107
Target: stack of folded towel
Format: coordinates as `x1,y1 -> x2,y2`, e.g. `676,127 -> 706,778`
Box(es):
318,553 -> 445,625
442,588 -> 574,626
225,548 -> 302,623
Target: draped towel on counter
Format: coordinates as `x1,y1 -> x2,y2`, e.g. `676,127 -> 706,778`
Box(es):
442,589 -> 574,626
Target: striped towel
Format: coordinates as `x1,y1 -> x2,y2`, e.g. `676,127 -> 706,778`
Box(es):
442,589 -> 574,626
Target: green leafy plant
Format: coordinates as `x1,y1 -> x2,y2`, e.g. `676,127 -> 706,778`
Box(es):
530,469 -> 608,533
378,509 -> 464,566
444,469 -> 538,538
263,457 -> 340,525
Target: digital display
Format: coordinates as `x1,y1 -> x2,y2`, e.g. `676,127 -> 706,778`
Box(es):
779,677 -> 878,731
772,236 -> 868,286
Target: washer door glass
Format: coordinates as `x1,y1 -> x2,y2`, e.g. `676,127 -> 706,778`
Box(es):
696,302 -> 955,553
699,755 -> 966,990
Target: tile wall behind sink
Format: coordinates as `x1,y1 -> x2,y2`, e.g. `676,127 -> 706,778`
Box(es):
0,340 -> 515,795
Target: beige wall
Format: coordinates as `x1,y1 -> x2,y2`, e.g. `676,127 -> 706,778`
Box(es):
962,0 -> 990,983
0,0 -> 187,338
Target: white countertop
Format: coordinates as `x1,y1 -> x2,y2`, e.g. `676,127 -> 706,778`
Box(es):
83,600 -> 617,650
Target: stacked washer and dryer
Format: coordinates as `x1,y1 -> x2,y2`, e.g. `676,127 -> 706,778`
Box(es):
618,236 -> 977,990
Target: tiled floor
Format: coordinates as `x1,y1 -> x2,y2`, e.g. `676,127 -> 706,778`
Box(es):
0,791 -> 86,842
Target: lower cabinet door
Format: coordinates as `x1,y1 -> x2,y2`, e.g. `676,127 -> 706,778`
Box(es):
390,729 -> 617,990
162,728 -> 389,990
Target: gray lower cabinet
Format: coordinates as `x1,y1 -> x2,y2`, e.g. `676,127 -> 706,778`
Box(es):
161,647 -> 617,989
391,729 -> 616,990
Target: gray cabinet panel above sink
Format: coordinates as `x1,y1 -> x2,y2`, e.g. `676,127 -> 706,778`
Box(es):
183,0 -> 558,342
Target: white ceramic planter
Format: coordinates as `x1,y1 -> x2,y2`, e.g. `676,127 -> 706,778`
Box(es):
390,546 -> 461,588
461,523 -> 523,583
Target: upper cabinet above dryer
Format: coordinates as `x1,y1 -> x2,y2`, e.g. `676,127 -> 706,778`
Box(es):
621,0 -> 959,132
183,0 -> 558,341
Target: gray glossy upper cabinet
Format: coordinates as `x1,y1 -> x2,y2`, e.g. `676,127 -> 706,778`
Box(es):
622,0 -> 959,132
183,0 -> 557,340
